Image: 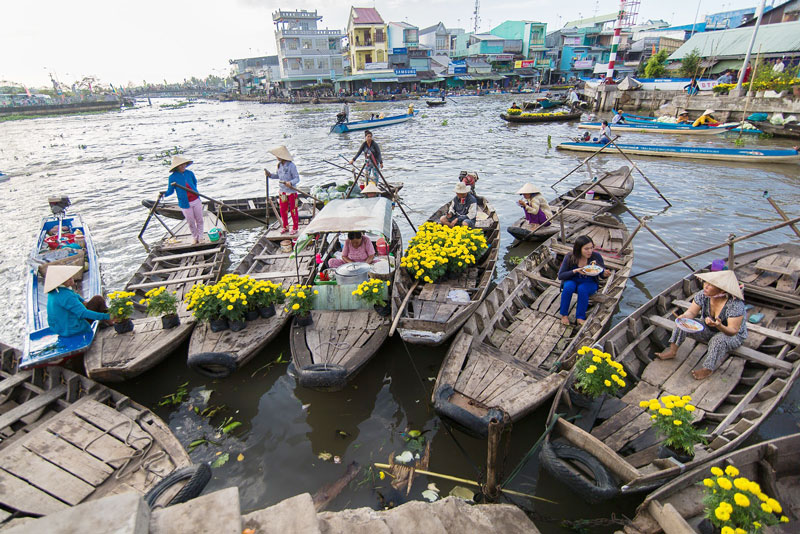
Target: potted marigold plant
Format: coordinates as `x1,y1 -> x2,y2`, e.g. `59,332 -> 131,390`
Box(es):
285,284 -> 317,326
249,280 -> 285,319
108,290 -> 136,334
639,394 -> 705,462
700,464 -> 789,533
215,275 -> 250,332
569,345 -> 627,408
141,286 -> 180,329
185,282 -> 226,332
352,278 -> 391,316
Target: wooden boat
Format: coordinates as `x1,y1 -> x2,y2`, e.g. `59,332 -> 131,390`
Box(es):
426,100 -> 446,107
540,243 -> 800,503
580,121 -> 736,135
22,199 -> 103,370
0,343 -> 207,517
433,213 -> 633,437
290,198 -> 401,391
186,219 -> 317,378
507,166 -> 634,242
523,98 -> 567,110
392,195 -> 500,346
625,432 -> 800,534
84,213 -> 227,382
330,111 -> 417,134
557,142 -> 800,163
501,111 -> 582,124
748,120 -> 800,140
141,191 -> 315,221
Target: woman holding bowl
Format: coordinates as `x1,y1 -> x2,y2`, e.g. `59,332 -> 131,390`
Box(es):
557,236 -> 612,326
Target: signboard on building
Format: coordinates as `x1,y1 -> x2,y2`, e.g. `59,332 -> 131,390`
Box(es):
364,62 -> 389,70
491,54 -> 514,61
393,47 -> 408,54
514,60 -> 536,69
394,68 -> 416,76
573,59 -> 594,69
563,36 -> 582,46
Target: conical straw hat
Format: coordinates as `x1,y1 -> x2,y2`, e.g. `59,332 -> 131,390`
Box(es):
361,183 -> 381,194
44,265 -> 83,293
269,145 -> 293,161
702,109 -> 715,116
516,183 -> 541,195
169,155 -> 193,172
696,270 -> 743,300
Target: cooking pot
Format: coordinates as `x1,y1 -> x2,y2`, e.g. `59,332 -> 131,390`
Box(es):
334,262 -> 370,285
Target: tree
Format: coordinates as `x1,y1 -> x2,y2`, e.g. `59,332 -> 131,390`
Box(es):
679,48 -> 701,78
644,50 -> 669,78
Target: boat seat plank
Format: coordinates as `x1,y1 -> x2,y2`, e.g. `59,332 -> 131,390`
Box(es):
127,273 -> 213,291
253,252 -> 315,261
0,385 -> 66,431
143,262 -> 219,277
755,257 -> 798,277
23,430 -> 114,486
0,467 -> 69,516
149,247 -> 224,263
0,370 -> 32,395
0,445 -> 96,505
437,334 -> 472,387
73,400 -> 152,449
46,415 -> 137,467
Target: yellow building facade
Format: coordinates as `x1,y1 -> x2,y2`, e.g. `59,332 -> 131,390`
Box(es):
347,7 -> 390,74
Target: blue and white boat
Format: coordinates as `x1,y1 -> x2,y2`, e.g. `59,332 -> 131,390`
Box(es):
22,198 -> 103,369
331,110 -> 417,134
580,121 -> 736,135
618,112 -> 761,134
557,142 -> 800,163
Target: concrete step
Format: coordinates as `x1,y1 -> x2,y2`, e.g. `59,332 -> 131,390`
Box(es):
150,487 -> 241,534
477,502 -> 541,534
242,493 -> 321,534
317,507 -> 391,534
380,500 -> 448,534
427,497 -> 499,533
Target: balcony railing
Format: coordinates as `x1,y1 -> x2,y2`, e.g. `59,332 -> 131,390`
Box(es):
277,29 -> 343,37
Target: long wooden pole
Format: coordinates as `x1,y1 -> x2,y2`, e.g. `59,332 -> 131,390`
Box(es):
389,280 -> 419,336
365,152 -> 417,233
484,418 -> 503,501
265,171 -> 270,223
138,192 -> 176,243
607,139 -> 671,206
630,215 -> 800,278
172,183 -> 269,225
764,191 -> 800,239
550,136 -> 620,191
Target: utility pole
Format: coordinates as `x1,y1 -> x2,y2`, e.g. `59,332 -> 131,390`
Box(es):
734,0 -> 766,93
473,0 -> 480,33
604,0 -> 627,83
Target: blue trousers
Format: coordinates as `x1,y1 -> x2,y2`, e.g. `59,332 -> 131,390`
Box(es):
560,279 -> 598,320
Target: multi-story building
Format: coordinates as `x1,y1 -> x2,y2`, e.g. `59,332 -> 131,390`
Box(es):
387,22 -> 431,76
229,56 -> 281,93
273,9 -> 345,88
490,20 -> 547,60
419,22 -> 450,55
346,7 -> 390,74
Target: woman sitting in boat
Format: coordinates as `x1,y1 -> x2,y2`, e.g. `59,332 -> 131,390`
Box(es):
557,236 -> 612,326
361,182 -> 381,198
265,145 -> 300,235
676,110 -> 691,123
407,104 -> 414,115
611,109 -> 626,124
328,232 -> 375,268
45,265 -> 110,337
517,183 -> 552,229
655,271 -> 747,380
597,121 -> 612,144
164,155 -> 203,245
440,182 -> 477,228
693,109 -> 720,128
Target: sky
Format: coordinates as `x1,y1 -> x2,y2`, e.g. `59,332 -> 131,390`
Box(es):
1,0 -> 765,88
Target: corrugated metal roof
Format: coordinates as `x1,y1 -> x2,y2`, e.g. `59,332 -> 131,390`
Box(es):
669,21 -> 800,60
564,12 -> 617,28
352,7 -> 384,25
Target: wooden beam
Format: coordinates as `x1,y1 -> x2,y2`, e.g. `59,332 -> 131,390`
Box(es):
143,262 -> 219,276
0,385 -> 67,431
648,501 -> 695,534
555,418 -> 641,483
150,247 -> 223,262
248,270 -> 312,280
253,252 -> 315,261
127,273 -> 213,290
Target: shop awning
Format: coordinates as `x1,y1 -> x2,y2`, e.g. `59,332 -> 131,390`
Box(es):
456,74 -> 506,81
420,77 -> 445,83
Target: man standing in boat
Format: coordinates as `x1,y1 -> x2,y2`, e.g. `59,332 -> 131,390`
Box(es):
350,130 -> 382,185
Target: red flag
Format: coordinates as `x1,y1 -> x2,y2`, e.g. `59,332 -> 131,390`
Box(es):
24,85 -> 31,97
652,44 -> 656,55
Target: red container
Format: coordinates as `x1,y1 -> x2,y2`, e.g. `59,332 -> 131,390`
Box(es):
376,237 -> 388,256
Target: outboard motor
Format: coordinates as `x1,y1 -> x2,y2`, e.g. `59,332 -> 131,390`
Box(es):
48,196 -> 71,216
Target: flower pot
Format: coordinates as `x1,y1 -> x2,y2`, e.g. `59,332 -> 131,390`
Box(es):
657,444 -> 694,464
793,85 -> 800,98
697,518 -> 720,534
259,304 -> 276,318
374,303 -> 391,317
209,318 -> 229,332
228,319 -> 247,332
114,318 -> 134,334
295,314 -> 313,327
568,384 -> 602,409
245,310 -> 260,321
161,313 -> 180,329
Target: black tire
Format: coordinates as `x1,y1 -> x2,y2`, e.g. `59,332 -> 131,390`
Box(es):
297,363 -> 348,391
145,463 -> 211,508
187,352 -> 237,378
539,440 -> 618,503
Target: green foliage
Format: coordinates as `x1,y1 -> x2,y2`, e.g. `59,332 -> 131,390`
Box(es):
158,382 -> 189,406
678,48 -> 702,78
644,50 -> 669,78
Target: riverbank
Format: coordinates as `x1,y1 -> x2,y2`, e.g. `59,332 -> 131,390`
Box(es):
0,99 -> 130,120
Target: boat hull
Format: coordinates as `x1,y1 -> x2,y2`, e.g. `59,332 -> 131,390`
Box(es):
331,112 -> 416,133
501,111 -> 581,123
557,142 -> 800,163
580,121 -> 734,135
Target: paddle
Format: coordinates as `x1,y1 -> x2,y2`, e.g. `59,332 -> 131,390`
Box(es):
389,280 -> 419,337
171,183 -> 269,225
138,192 -> 177,248
352,152 -> 417,233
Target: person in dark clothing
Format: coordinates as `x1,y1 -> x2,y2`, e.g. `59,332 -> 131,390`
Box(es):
440,182 -> 478,227
557,236 -> 612,326
350,130 -> 383,184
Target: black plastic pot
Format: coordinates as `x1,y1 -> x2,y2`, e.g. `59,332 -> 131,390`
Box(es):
374,304 -> 391,317
114,318 -> 134,334
568,384 -> 601,409
245,310 -> 260,321
161,313 -> 180,329
259,304 -> 276,318
295,314 -> 313,327
228,319 -> 247,332
657,444 -> 694,464
209,318 -> 228,332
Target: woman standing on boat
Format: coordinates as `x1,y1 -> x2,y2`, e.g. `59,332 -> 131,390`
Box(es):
655,271 -> 747,380
265,145 -> 300,235
516,183 -> 552,229
164,155 -> 203,244
557,236 -> 611,326
350,130 -> 382,185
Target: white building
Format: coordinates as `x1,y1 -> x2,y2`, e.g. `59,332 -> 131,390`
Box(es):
273,9 -> 345,88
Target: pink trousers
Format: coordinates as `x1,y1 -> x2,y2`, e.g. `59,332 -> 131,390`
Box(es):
181,199 -> 204,241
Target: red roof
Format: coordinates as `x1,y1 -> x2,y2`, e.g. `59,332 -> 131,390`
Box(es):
352,7 -> 384,24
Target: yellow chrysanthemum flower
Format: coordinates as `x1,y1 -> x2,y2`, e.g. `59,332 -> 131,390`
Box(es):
711,466 -> 724,477
767,498 -> 782,514
725,465 -> 740,477
673,420 -> 682,426
717,478 -> 733,490
733,493 -> 750,507
703,478 -> 715,488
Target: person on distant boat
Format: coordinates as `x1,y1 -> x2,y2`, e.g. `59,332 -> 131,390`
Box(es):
597,120 -> 612,144
350,130 -> 383,185
557,236 -> 611,326
460,172 -> 479,194
568,88 -> 580,110
164,155 -> 204,244
361,182 -> 381,198
328,231 -> 375,268
611,109 -> 626,124
337,102 -> 349,123
265,145 -> 300,235
676,110 -> 691,123
693,109 -> 720,127
441,91 -> 446,102
580,131 -> 592,142
440,182 -> 477,228
45,265 -> 110,337
517,183 -> 552,229
684,78 -> 699,96
509,102 -> 521,111
407,103 -> 414,115
655,271 -> 747,381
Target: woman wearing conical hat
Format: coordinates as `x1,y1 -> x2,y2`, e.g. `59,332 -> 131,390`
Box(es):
516,183 -> 552,230
265,145 -> 300,235
45,265 -> 110,338
655,270 -> 748,380
163,155 -> 204,244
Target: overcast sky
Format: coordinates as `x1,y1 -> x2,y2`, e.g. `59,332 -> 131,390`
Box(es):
1,0 -> 763,87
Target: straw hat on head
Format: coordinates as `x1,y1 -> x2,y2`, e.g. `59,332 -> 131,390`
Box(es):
269,145 -> 293,162
169,155 -> 193,172
44,265 -> 83,293
696,271 -> 744,300
702,109 -> 715,117
678,110 -> 689,116
516,183 -> 541,195
454,182 -> 470,194
361,183 -> 381,195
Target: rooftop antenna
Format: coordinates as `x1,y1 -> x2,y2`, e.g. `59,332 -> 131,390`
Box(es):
473,0 -> 480,33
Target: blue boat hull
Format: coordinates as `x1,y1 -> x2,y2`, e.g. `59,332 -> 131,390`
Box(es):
557,142 -> 800,163
22,213 -> 102,369
580,121 -> 734,135
331,111 -> 416,133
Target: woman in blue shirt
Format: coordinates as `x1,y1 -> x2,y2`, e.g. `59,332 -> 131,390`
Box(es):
557,236 -> 612,326
45,265 -> 110,337
164,155 -> 203,244
265,145 -> 300,234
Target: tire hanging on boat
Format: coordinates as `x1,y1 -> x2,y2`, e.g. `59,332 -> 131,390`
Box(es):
187,352 -> 238,378
144,463 -> 212,508
539,440 -> 618,503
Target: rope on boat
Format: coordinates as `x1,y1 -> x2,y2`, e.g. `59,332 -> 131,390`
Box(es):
502,414 -> 566,487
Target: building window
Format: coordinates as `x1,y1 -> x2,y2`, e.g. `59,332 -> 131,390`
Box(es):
317,58 -> 327,69
329,38 -> 338,50
287,40 -> 297,50
375,29 -> 385,43
317,39 -> 327,49
436,38 -> 445,49
304,58 -> 315,70
332,57 -> 343,70
302,39 -> 312,49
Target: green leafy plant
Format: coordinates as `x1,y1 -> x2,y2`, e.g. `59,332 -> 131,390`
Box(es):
352,278 -> 390,307
107,290 -> 136,320
639,394 -> 705,456
572,346 -> 627,399
644,50 -> 669,78
248,280 -> 285,309
140,286 -> 177,316
158,382 -> 189,406
441,119 -> 449,126
678,48 -> 701,78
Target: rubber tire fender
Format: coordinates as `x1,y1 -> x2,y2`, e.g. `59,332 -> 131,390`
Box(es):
539,440 -> 618,504
145,463 -> 211,508
187,352 -> 237,378
297,363 -> 348,390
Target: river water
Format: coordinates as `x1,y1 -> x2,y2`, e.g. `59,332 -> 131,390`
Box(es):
1,98 -> 798,531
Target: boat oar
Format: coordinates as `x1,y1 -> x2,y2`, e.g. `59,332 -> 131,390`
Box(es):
172,183 -> 269,225
263,170 -> 282,221
138,192 -> 176,246
389,280 -> 419,336
283,182 -> 323,205
549,136 -> 620,191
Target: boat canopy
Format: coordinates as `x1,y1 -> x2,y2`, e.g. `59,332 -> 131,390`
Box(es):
295,197 -> 392,252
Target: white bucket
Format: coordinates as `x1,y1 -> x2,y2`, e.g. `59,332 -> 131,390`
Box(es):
585,190 -> 595,201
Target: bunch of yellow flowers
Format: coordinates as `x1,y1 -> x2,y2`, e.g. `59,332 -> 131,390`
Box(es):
702,464 -> 789,532
519,111 -> 568,118
399,222 -> 488,283
573,346 -> 627,399
352,278 -> 390,307
185,274 -> 263,322
107,290 -> 136,320
139,286 -> 178,317
506,108 -> 523,115
284,284 -> 318,317
247,279 -> 286,309
640,394 -> 704,457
